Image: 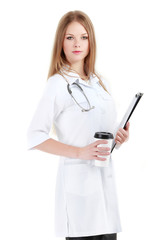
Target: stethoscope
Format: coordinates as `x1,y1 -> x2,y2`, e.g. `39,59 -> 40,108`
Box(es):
67,82 -> 95,112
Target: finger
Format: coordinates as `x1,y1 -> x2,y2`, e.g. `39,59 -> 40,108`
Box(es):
94,146 -> 110,156
93,153 -> 107,161
125,122 -> 130,130
117,129 -> 128,139
115,130 -> 127,143
116,131 -> 126,142
97,151 -> 110,155
94,140 -> 108,146
94,156 -> 107,161
116,128 -> 129,143
93,148 -> 110,155
115,135 -> 125,144
96,147 -> 110,152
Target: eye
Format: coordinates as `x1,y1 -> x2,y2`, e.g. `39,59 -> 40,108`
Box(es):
66,36 -> 73,40
82,36 -> 88,40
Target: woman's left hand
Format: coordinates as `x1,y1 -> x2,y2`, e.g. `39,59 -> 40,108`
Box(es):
115,122 -> 130,145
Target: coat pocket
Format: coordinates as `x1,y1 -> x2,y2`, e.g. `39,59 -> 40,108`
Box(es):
64,164 -> 100,196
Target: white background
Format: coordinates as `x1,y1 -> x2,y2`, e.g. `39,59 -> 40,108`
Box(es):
0,0 -> 160,239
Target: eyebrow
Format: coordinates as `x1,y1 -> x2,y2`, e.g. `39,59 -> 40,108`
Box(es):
65,33 -> 88,36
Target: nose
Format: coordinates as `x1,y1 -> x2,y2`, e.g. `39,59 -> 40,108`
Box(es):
74,38 -> 80,48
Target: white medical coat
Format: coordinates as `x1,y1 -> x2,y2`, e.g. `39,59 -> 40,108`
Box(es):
27,70 -> 122,237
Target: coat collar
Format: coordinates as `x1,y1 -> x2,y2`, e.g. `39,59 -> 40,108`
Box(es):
60,65 -> 99,86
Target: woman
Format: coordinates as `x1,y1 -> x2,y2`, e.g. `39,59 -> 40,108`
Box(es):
27,10 -> 130,240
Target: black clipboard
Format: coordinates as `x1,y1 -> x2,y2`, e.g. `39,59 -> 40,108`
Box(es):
111,92 -> 144,153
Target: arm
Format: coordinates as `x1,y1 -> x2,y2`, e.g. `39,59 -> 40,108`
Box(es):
33,138 -> 110,161
27,77 -> 110,160
33,138 -> 80,159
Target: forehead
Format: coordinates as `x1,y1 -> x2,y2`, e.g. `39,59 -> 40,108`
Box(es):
65,21 -> 88,35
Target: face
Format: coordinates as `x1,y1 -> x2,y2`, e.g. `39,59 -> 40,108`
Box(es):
63,21 -> 90,65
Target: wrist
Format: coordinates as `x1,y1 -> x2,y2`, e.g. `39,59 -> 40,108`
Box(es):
76,147 -> 82,159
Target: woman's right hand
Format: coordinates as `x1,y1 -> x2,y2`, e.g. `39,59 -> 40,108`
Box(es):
77,140 -> 111,161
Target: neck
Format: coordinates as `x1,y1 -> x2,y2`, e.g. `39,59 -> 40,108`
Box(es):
70,61 -> 86,77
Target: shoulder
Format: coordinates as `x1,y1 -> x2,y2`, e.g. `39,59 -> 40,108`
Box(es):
98,74 -> 112,93
47,73 -> 66,87
44,73 -> 66,96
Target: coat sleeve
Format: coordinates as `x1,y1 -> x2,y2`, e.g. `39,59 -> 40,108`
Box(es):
27,77 -> 61,150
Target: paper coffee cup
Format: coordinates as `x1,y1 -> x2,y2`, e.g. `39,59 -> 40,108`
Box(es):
94,132 -> 113,167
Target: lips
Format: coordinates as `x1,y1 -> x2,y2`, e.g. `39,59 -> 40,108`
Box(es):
72,51 -> 82,54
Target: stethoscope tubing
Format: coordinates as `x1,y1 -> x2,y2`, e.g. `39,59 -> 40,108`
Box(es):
67,82 -> 95,112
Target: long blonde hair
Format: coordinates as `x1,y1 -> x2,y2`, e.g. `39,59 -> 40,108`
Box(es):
47,10 -> 108,137
47,10 -> 108,91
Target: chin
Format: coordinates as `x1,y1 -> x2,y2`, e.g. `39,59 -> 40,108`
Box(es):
69,58 -> 84,64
